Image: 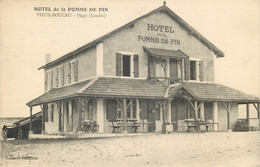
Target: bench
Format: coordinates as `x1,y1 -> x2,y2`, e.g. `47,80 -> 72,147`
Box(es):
110,120 -> 141,133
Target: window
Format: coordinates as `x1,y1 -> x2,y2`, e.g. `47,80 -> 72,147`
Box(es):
68,60 -> 78,84
56,65 -> 64,88
106,99 -> 138,120
116,53 -> 139,77
123,55 -> 131,76
187,59 -> 204,81
190,61 -> 197,80
126,100 -> 136,119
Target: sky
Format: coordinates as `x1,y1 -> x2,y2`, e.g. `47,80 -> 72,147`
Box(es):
0,0 -> 259,117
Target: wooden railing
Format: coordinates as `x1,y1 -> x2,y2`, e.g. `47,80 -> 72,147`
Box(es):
148,77 -> 181,85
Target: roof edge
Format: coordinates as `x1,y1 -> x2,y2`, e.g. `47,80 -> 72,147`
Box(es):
38,5 -> 224,70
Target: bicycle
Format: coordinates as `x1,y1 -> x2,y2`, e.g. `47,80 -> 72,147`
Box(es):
78,120 -> 99,133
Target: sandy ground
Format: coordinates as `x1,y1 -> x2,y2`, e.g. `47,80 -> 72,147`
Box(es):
0,132 -> 259,167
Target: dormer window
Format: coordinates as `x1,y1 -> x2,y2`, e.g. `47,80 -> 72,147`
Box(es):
116,52 -> 139,77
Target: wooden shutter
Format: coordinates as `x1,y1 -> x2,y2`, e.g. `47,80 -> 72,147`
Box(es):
133,54 -> 139,78
68,62 -> 71,84
170,58 -> 178,79
45,104 -> 48,122
44,71 -> 48,91
106,99 -> 117,120
56,68 -> 59,87
61,65 -> 64,86
74,60 -> 78,82
184,57 -> 190,81
148,57 -> 155,78
199,60 -> 204,81
116,53 -> 122,76
50,70 -> 53,89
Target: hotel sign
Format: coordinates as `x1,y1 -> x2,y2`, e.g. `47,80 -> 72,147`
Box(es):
137,23 -> 180,45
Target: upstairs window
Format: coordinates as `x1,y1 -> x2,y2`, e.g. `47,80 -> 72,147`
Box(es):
56,65 -> 64,88
68,60 -> 78,84
116,53 -> 139,77
190,61 -> 197,80
123,55 -> 131,77
184,58 -> 204,81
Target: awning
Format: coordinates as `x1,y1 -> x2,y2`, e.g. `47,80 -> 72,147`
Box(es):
167,82 -> 260,103
143,46 -> 188,58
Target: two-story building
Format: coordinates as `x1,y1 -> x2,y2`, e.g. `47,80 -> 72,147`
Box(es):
27,4 -> 260,135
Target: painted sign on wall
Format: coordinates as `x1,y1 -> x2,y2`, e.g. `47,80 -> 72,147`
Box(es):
137,23 -> 180,45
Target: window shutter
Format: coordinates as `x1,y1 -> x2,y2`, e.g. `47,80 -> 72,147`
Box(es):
56,68 -> 59,87
199,60 -> 204,81
116,53 -> 122,76
61,65 -> 64,86
45,104 -> 48,122
148,57 -> 155,78
74,60 -> 78,82
50,70 -> 53,89
68,63 -> 71,84
44,72 -> 48,91
133,54 -> 139,78
184,57 -> 190,81
170,58 -> 178,79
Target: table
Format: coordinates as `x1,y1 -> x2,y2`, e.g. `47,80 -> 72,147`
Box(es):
184,119 -> 219,132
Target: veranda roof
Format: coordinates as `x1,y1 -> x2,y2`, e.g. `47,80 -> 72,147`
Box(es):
27,77 -> 168,106
81,77 -> 168,99
167,82 -> 260,103
28,77 -> 260,107
27,79 -> 92,106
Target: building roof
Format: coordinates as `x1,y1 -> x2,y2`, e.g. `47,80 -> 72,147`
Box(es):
38,5 -> 224,70
27,77 -> 168,106
143,47 -> 188,58
167,82 -> 260,103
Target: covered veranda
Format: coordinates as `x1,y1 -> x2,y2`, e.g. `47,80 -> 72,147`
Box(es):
166,82 -> 260,132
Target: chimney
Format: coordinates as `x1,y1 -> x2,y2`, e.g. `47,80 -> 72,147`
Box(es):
45,54 -> 51,64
